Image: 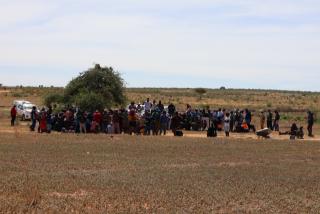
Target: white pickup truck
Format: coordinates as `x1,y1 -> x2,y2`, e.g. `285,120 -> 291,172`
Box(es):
13,100 -> 35,121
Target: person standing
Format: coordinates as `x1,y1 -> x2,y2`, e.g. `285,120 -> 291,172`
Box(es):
93,110 -> 102,133
10,105 -> 17,126
273,110 -> 280,132
144,98 -> 152,112
39,108 -> 47,133
77,109 -> 87,134
112,110 -> 120,134
159,111 -> 169,135
229,111 -> 235,132
157,101 -> 164,112
260,111 -> 266,129
30,106 -> 37,131
168,103 -> 176,116
224,112 -> 231,137
267,110 -> 273,130
307,111 -> 314,137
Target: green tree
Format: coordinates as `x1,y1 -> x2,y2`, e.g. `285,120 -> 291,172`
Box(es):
44,93 -> 64,107
65,64 -> 126,106
63,64 -> 126,110
74,91 -> 106,112
194,88 -> 207,100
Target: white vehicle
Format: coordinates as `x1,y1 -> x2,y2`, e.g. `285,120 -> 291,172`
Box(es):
15,101 -> 34,121
13,100 -> 31,107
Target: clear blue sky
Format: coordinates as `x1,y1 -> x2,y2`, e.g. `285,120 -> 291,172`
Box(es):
0,0 -> 319,91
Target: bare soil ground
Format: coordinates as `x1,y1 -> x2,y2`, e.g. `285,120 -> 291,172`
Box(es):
1,133 -> 320,213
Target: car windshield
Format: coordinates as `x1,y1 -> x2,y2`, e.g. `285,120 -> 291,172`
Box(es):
23,105 -> 33,110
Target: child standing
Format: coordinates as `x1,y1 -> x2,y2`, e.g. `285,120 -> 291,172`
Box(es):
224,112 -> 231,137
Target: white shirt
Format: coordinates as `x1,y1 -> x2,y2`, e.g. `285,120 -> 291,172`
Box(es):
144,101 -> 152,111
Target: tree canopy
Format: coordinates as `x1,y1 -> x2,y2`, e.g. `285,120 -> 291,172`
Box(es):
45,64 -> 126,112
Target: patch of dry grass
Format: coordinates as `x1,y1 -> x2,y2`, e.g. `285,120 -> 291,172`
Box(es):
1,133 -> 320,213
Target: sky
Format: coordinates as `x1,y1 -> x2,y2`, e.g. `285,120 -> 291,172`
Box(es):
0,0 -> 319,91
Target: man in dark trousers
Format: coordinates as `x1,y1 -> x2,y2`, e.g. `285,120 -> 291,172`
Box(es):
273,110 -> 280,132
267,110 -> 273,130
30,106 -> 38,131
10,105 -> 17,126
307,111 -> 314,137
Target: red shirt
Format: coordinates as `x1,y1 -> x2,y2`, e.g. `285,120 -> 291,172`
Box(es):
93,111 -> 102,123
11,107 -> 17,117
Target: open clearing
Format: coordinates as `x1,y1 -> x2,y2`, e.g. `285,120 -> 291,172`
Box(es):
1,133 -> 320,213
1,87 -> 320,212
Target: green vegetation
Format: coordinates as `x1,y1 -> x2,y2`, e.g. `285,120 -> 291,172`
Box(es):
43,64 -> 126,111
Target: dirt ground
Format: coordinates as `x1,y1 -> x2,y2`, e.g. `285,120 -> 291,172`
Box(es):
1,132 -> 320,213
1,88 -> 320,213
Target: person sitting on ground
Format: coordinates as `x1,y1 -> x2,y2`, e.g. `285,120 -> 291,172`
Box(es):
240,122 -> 250,133
297,127 -> 304,139
280,123 -> 304,139
171,112 -> 182,135
279,123 -> 298,136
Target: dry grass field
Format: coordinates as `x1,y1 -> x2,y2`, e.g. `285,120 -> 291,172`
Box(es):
1,87 -> 320,213
1,133 -> 320,213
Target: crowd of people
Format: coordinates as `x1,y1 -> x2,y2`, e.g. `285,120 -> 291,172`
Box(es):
9,98 -> 316,138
